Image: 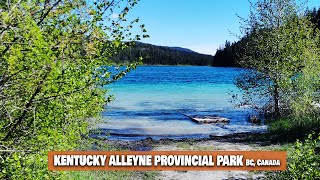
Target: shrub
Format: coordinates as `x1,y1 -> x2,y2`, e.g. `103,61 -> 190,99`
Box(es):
269,134 -> 320,179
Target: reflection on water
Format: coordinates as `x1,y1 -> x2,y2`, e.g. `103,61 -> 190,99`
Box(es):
95,66 -> 267,140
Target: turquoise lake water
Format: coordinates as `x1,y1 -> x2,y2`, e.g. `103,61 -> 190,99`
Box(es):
97,66 -> 267,140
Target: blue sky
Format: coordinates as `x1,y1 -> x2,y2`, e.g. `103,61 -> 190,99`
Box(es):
127,0 -> 320,55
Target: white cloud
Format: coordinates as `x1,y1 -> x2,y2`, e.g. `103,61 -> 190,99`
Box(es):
111,13 -> 119,19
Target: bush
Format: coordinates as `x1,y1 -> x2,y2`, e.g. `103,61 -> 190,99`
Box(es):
0,0 -> 145,179
269,134 -> 320,179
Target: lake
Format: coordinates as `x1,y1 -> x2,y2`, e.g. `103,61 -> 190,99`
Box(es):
96,66 -> 267,140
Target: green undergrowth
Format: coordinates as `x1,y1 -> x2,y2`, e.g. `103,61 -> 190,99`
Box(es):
267,134 -> 320,179
268,115 -> 320,142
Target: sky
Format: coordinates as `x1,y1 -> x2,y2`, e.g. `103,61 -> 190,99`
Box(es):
127,0 -> 320,55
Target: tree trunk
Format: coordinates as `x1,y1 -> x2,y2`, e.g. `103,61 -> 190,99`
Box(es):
273,83 -> 281,118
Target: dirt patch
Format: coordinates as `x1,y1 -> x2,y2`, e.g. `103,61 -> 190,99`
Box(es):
104,133 -> 280,180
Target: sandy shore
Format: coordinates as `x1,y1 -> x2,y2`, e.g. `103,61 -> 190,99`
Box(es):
105,133 -> 280,180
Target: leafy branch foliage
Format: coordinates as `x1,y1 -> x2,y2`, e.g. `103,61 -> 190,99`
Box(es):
269,134 -> 320,179
0,0 -> 146,178
223,2 -> 320,178
214,6 -> 320,68
231,0 -> 320,119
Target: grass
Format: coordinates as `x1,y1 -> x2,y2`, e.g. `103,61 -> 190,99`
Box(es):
267,115 -> 320,142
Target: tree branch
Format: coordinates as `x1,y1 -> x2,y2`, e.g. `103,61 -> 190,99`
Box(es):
3,66 -> 52,140
37,0 -> 62,26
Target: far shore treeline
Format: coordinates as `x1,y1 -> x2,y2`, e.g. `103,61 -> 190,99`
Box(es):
114,7 -> 320,67
113,42 -> 215,66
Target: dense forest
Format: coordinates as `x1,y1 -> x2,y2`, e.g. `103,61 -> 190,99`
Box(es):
214,7 -> 320,67
114,42 -> 214,66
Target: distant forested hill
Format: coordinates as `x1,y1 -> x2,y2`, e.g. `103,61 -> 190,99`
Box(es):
213,7 -> 320,67
114,42 -> 214,66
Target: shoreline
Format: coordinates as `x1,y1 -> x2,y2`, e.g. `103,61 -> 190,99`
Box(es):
104,132 -> 276,180
104,132 -> 276,151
